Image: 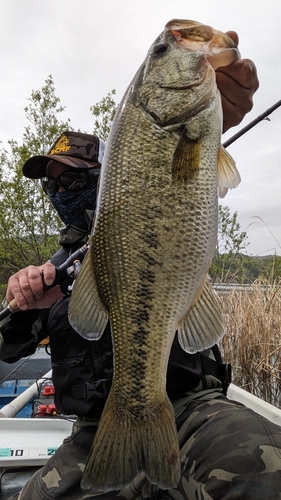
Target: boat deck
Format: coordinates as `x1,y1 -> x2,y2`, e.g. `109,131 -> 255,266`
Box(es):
0,348 -> 52,498
1,466 -> 41,499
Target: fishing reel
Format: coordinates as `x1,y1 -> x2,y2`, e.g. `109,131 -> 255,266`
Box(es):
59,259 -> 83,296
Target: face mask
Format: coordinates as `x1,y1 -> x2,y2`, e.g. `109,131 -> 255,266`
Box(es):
50,181 -> 98,230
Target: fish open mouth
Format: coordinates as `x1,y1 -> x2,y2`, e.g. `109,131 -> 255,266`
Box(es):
164,21 -> 239,70
165,20 -> 237,51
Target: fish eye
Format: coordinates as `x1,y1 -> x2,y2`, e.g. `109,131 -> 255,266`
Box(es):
153,42 -> 169,55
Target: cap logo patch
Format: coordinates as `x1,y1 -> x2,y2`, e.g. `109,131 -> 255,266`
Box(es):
50,134 -> 71,155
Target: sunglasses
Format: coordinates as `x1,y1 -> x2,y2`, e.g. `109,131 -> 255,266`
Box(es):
41,168 -> 99,197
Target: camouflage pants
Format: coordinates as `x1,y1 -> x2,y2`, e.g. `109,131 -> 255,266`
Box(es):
18,397 -> 281,500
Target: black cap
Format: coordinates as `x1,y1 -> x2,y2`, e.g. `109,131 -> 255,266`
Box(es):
23,131 -> 105,179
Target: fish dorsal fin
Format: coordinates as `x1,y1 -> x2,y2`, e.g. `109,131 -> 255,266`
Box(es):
217,145 -> 241,198
68,247 -> 109,340
172,131 -> 200,184
177,276 -> 225,353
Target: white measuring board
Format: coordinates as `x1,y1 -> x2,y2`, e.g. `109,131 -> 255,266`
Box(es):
0,418 -> 73,466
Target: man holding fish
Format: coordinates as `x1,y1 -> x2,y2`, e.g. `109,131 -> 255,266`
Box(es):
2,20 -> 280,500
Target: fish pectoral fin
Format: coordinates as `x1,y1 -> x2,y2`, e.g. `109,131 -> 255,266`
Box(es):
217,145 -> 241,198
178,276 -> 225,353
172,131 -> 200,184
68,248 -> 109,340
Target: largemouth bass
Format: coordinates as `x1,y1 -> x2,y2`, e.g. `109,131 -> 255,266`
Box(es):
69,19 -> 240,491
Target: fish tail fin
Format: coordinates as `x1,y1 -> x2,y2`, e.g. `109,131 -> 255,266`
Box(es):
81,392 -> 180,491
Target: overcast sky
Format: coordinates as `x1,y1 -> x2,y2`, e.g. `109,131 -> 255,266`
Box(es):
1,0 -> 281,256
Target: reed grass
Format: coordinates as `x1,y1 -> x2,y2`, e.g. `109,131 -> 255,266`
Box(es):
218,279 -> 281,407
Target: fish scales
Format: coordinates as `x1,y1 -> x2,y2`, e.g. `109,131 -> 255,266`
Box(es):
69,19 -> 241,492
94,105 -> 211,396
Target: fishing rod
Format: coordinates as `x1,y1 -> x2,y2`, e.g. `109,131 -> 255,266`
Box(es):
223,99 -> 281,148
0,243 -> 89,321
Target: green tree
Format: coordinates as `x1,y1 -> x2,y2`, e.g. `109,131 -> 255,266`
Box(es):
217,205 -> 248,255
209,205 -> 249,282
90,89 -> 118,141
0,75 -> 72,281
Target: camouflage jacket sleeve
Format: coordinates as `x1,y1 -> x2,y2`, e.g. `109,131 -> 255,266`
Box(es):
0,298 -> 49,363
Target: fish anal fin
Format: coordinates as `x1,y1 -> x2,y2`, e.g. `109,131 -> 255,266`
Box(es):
68,248 -> 109,340
81,392 -> 180,491
217,145 -> 241,198
178,276 -> 224,353
172,131 -> 200,184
